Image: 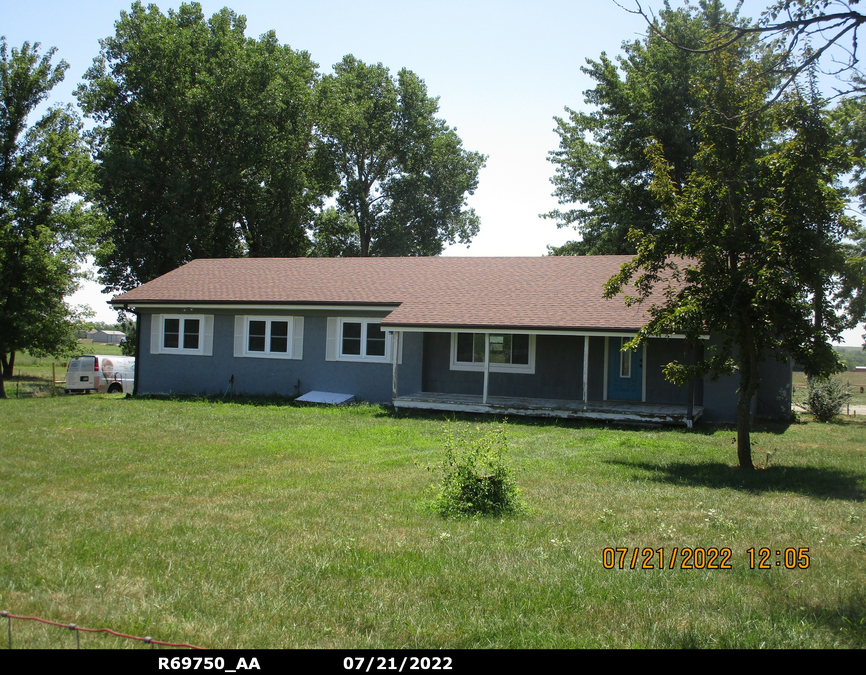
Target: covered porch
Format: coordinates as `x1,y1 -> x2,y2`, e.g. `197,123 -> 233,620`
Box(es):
392,392 -> 703,426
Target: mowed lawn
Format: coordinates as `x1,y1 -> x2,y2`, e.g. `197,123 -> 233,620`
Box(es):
0,396 -> 864,649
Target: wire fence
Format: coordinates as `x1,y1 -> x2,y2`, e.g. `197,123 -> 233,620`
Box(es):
1,611 -> 202,650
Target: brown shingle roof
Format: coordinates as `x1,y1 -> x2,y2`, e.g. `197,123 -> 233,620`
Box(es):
111,256 -> 665,331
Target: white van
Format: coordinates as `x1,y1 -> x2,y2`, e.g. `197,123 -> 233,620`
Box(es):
65,356 -> 135,394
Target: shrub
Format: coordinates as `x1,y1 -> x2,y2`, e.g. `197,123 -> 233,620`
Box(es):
802,376 -> 853,422
430,421 -> 525,517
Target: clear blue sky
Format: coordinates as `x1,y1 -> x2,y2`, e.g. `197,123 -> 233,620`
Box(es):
3,0 -> 862,344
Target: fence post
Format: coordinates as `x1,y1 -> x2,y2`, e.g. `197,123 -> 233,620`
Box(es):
2,611 -> 10,649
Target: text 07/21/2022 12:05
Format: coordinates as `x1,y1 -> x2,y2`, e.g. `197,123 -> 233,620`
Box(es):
601,547 -> 811,570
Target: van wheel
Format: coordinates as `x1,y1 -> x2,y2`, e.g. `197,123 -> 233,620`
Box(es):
107,384 -> 123,394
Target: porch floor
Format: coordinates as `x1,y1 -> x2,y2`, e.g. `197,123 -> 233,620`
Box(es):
393,392 -> 703,426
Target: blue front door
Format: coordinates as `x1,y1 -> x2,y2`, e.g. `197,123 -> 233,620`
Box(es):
608,337 -> 642,401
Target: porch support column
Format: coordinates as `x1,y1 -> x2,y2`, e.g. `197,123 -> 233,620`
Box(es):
686,340 -> 695,428
483,333 -> 490,405
582,334 -> 589,407
642,342 -> 647,403
391,331 -> 400,401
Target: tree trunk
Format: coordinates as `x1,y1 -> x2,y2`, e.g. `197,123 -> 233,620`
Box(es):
736,382 -> 755,470
735,298 -> 760,470
1,351 -> 14,379
358,201 -> 371,257
0,366 -> 6,399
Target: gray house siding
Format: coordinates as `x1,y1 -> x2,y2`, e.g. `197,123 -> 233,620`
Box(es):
413,333 -> 716,410
585,336 -> 606,401
420,333 -> 604,402
421,332 -> 481,395
137,311 -> 789,423
643,338 -> 703,406
421,333 -> 589,400
699,339 -> 791,423
755,356 -> 792,419
419,333 -> 697,405
138,310 -> 423,403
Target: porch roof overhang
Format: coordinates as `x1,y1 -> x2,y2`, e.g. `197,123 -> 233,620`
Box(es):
380,323 -> 708,339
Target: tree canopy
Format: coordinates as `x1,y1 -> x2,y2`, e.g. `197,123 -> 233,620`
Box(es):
628,0 -> 866,99
77,1 -> 332,292
0,38 -> 100,398
606,47 -> 859,468
545,1 -> 745,255
316,55 -> 486,257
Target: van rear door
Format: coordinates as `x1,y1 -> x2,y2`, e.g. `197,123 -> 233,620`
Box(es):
65,356 -> 98,392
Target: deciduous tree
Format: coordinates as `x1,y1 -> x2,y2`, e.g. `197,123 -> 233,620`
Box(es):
0,39 -> 98,398
545,2 -> 746,255
77,2 -> 331,291
316,55 -> 486,257
627,1 -> 866,99
607,47 -> 858,468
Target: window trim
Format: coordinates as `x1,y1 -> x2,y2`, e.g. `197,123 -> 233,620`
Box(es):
449,332 -> 536,374
242,316 -> 294,359
336,318 -> 391,363
233,315 -> 303,361
156,314 -> 207,355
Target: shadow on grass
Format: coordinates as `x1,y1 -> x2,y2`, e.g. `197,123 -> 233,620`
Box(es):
378,404 -> 633,432
798,591 -> 866,645
6,374 -> 52,383
132,393 -> 300,407
381,404 -> 803,434
606,459 -> 866,501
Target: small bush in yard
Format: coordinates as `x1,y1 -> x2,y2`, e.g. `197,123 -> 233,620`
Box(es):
802,375 -> 852,422
430,421 -> 525,517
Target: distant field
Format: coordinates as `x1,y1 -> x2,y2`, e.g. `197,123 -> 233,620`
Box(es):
793,370 -> 866,410
0,396 -> 863,649
836,345 -> 866,370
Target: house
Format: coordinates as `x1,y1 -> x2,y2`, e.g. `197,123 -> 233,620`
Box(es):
86,329 -> 126,344
109,256 -> 792,425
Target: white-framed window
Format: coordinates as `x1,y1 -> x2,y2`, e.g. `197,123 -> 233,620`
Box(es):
150,314 -> 213,356
325,318 -> 392,363
340,318 -> 389,361
234,316 -> 304,360
450,332 -> 535,374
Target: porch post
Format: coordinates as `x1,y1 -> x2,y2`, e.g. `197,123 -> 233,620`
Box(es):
642,342 -> 647,403
686,340 -> 695,427
391,331 -> 400,401
582,334 -> 589,407
483,333 -> 490,404
603,337 -> 609,401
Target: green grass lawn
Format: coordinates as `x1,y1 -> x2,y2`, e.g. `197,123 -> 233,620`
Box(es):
0,396 -> 864,649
